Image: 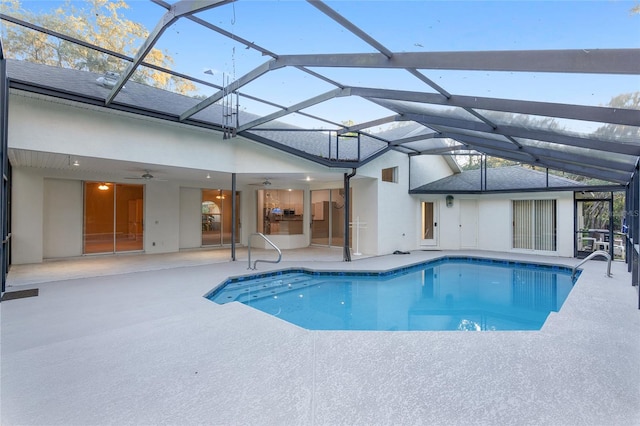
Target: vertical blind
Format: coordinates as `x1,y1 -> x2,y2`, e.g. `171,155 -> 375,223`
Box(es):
513,200 -> 557,251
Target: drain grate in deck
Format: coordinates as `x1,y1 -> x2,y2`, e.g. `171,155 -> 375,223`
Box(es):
1,288 -> 39,301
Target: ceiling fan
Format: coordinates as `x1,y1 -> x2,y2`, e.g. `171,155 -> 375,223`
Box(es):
249,178 -> 272,186
125,170 -> 166,181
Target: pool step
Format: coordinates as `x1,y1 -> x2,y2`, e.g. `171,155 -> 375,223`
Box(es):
212,273 -> 318,303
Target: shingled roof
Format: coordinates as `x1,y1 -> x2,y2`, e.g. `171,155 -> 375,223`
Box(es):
411,165 -> 584,193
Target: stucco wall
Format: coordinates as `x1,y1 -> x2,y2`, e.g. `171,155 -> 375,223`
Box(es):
416,192 -> 575,257
43,179 -> 83,258
179,187 -> 202,249
11,169 -> 43,264
8,91 -> 578,262
358,151 -> 433,255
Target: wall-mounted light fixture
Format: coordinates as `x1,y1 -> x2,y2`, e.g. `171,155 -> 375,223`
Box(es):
98,183 -> 109,191
446,195 -> 454,208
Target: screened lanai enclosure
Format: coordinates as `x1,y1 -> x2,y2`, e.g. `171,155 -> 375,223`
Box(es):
0,0 -> 639,306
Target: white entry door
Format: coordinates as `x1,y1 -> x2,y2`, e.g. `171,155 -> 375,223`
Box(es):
459,199 -> 478,248
421,201 -> 438,246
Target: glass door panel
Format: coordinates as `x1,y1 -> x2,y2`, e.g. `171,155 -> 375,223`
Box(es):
202,189 -> 240,246
84,182 -> 115,254
311,189 -> 350,247
115,184 -> 144,252
221,190 -> 240,244
331,188 -> 346,247
311,190 -> 330,245
421,201 -> 437,246
202,189 -> 222,246
84,182 -> 144,254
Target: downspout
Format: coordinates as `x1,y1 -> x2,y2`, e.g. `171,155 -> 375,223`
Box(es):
343,168 -> 356,262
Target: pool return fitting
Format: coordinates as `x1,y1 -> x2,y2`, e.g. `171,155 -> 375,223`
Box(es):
247,232 -> 282,270
572,250 -> 612,279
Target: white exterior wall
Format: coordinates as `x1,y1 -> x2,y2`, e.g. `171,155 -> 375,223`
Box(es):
11,169 -> 44,264
144,182 -> 180,254
43,179 -> 83,258
179,188 -> 202,249
7,93 -> 348,262
8,91 -> 578,263
410,155 -> 456,190
416,191 -> 575,257
358,151 -> 443,255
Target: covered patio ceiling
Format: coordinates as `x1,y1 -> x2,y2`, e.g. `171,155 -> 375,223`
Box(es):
1,0 -> 639,184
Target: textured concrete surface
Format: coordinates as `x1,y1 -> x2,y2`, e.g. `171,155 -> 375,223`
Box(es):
1,249 -> 639,425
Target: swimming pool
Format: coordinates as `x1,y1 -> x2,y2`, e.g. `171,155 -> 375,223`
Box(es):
206,257 -> 577,331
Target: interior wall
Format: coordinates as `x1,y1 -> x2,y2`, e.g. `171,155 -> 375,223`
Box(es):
43,179 -> 82,258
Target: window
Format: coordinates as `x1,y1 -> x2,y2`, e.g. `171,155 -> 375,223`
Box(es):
258,189 -> 304,235
382,167 -> 398,183
513,200 -> 557,251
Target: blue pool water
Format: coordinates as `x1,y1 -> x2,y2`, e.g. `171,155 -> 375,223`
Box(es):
206,257 -> 577,331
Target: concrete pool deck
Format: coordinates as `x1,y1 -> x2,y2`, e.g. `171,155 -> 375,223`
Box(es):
1,248 -> 639,425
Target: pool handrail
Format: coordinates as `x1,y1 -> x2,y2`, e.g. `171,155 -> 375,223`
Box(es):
247,233 -> 282,270
572,250 -> 612,279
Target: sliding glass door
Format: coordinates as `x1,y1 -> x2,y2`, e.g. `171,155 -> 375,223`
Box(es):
311,189 -> 349,247
512,199 -> 557,251
84,182 -> 144,254
202,189 -> 240,246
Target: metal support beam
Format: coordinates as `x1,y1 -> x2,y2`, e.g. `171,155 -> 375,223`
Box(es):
274,49 -> 640,74
396,111 -> 640,157
355,87 -> 640,126
443,135 -> 631,183
412,144 -> 470,155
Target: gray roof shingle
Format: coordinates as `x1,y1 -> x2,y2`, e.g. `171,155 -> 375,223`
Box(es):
412,165 -> 582,192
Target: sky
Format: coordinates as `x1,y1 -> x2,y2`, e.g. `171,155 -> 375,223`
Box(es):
5,0 -> 640,130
